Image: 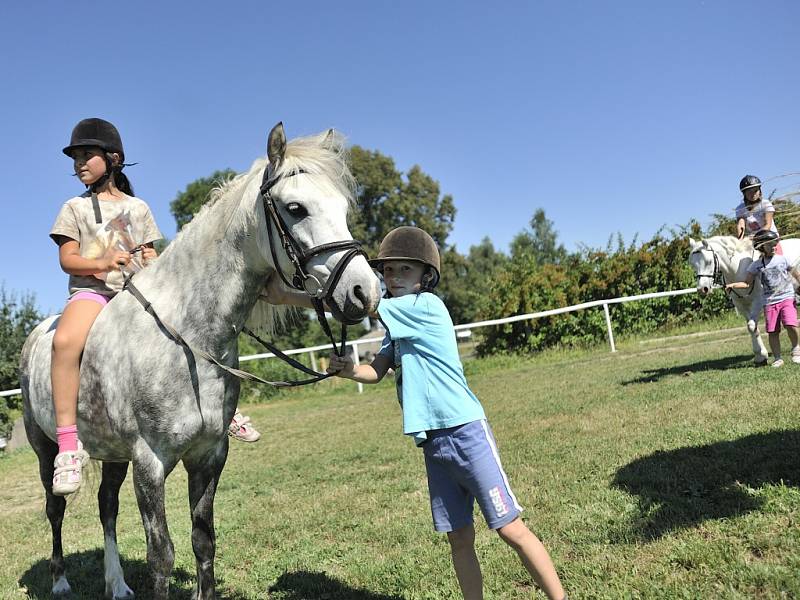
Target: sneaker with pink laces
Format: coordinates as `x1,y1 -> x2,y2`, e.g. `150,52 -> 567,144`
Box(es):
228,412 -> 261,442
52,446 -> 90,496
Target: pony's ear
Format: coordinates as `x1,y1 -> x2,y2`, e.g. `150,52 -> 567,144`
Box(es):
322,128 -> 335,147
701,239 -> 709,248
688,237 -> 699,250
267,122 -> 287,165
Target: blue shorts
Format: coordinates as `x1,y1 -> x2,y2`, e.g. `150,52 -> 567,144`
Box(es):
422,419 -> 523,532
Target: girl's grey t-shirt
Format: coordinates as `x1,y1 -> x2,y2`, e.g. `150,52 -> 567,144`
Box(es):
50,193 -> 162,297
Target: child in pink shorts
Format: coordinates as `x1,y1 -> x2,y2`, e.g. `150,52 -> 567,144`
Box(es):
727,229 -> 800,367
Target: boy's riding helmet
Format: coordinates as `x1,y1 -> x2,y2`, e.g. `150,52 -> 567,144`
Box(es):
368,226 -> 441,288
63,118 -> 125,159
753,229 -> 779,249
739,175 -> 762,193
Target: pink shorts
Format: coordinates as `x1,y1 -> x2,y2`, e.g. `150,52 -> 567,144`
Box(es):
764,298 -> 798,333
67,291 -> 110,307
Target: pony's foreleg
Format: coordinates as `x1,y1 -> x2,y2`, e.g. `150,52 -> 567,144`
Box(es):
27,418 -> 71,595
750,323 -> 768,364
183,438 -> 229,600
99,462 -> 134,599
132,451 -> 175,600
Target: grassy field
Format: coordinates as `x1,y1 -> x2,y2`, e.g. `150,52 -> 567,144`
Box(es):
1,317 -> 798,599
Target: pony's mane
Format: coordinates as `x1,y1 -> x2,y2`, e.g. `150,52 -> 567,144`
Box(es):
707,235 -> 753,255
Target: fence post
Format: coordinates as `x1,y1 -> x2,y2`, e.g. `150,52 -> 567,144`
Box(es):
351,342 -> 363,394
309,351 -> 317,373
602,303 -> 616,353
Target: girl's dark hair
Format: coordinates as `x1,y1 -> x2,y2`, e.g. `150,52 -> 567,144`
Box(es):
114,167 -> 134,196
107,153 -> 134,196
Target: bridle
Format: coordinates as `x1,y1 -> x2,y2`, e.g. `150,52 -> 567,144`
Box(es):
258,164 -> 366,326
123,163 -> 371,388
690,245 -> 755,299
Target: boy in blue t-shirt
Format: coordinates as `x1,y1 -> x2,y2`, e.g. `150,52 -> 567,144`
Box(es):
266,226 -> 566,600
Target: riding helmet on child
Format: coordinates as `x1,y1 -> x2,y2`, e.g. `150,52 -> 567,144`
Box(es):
752,228 -> 779,250
62,118 -> 129,192
368,226 -> 441,289
739,175 -> 762,194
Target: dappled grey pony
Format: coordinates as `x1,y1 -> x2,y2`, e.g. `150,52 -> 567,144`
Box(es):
20,123 -> 381,599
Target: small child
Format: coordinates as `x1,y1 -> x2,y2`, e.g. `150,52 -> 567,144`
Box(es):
50,118 -> 259,496
265,226 -> 566,600
727,229 -> 800,366
735,175 -> 781,248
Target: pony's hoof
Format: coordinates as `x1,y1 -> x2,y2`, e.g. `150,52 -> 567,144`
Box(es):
52,575 -> 72,596
747,319 -> 757,333
106,581 -> 135,600
754,358 -> 768,367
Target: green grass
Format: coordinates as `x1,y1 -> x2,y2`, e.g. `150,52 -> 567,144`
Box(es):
1,318 -> 798,599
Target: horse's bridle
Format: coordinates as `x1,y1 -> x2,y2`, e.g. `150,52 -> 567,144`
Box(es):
259,166 -> 365,319
124,164 -> 372,388
691,246 -> 755,299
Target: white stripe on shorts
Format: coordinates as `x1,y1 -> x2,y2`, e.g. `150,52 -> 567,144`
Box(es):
480,419 -> 524,512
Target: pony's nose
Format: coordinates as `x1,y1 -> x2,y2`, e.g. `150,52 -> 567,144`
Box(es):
701,286 -> 710,295
342,285 -> 369,321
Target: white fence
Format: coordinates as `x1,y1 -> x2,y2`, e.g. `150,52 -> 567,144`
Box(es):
0,287 -> 697,397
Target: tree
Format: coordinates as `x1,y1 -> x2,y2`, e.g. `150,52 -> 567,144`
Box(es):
348,146 -> 456,258
170,169 -> 237,230
438,238 -> 508,324
510,209 -> 568,265
0,288 -> 41,436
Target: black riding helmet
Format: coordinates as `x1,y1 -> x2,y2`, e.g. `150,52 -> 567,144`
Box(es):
368,226 -> 441,289
739,175 -> 762,193
63,118 -> 125,159
753,228 -> 779,250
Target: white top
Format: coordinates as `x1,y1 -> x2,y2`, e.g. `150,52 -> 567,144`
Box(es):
735,199 -> 777,235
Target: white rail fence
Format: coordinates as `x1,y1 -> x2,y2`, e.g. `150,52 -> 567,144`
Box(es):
0,287 -> 697,398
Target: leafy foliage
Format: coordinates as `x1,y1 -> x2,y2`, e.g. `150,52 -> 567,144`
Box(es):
0,288 -> 41,436
170,169 -> 237,230
438,238 -> 508,325
476,227 -> 731,355
348,146 -> 456,258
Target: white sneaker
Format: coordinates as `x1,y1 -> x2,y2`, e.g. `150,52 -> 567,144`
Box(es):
791,348 -> 800,364
52,446 -> 90,496
772,358 -> 785,368
227,412 -> 261,443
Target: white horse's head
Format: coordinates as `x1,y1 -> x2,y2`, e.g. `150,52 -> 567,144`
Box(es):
687,237 -> 716,296
254,123 -> 381,323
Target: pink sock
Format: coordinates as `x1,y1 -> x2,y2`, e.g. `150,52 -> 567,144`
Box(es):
56,424 -> 79,453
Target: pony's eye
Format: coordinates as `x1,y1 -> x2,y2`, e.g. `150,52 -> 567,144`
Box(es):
285,202 -> 308,218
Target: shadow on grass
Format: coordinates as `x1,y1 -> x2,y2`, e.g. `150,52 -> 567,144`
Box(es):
612,429 -> 799,540
622,353 -> 755,385
19,548 -> 249,599
268,570 -> 406,600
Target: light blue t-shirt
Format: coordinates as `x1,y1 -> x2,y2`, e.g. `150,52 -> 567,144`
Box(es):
377,292 -> 486,445
747,254 -> 795,304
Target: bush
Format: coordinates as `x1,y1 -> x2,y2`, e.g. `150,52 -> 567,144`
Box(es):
0,288 -> 41,437
476,233 -> 731,355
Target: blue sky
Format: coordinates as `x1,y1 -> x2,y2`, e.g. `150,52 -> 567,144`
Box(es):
1,1 -> 798,313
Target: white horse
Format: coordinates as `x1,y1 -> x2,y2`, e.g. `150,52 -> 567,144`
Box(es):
20,123 -> 381,599
688,235 -> 800,364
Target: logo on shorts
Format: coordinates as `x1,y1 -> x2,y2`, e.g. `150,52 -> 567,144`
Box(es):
489,486 -> 509,518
